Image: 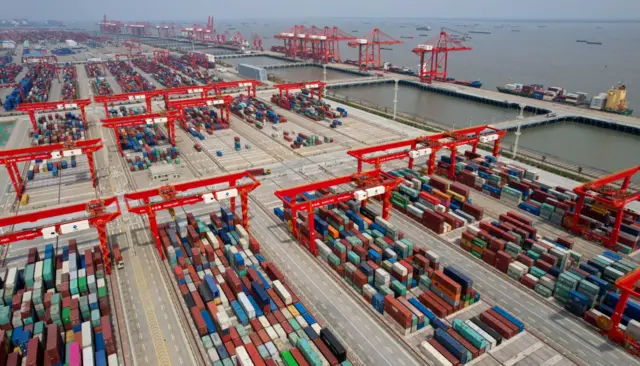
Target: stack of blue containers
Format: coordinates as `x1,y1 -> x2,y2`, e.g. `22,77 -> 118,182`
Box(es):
3,77 -> 33,110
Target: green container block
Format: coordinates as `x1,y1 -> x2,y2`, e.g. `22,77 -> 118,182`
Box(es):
202,335 -> 213,349
288,318 -> 301,331
334,242 -> 346,254
287,332 -> 300,347
91,309 -> 101,327
328,254 -> 341,266
535,284 -> 553,298
70,279 -> 79,296
62,308 -> 71,324
79,277 -> 88,293
528,266 -> 546,278
526,250 -> 541,261
391,280 -> 407,297
471,250 -> 483,259
472,238 -> 487,249
347,251 -> 360,265
400,238 -> 414,257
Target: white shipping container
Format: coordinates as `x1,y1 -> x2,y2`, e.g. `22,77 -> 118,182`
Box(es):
258,316 -> 270,329
236,225 -> 249,239
215,305 -> 231,330
420,341 -> 454,366
237,292 -> 256,319
235,346 -> 253,366
311,323 -> 323,336
82,321 -> 93,348
108,353 -> 119,366
266,326 -> 278,341
34,261 -> 43,280
83,346 -> 95,366
465,320 -> 497,350
273,280 -> 292,305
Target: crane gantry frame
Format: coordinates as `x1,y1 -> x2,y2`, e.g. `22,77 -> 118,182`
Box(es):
123,171 -> 260,259
274,169 -> 402,256
413,28 -> 472,84
0,197 -> 121,274
16,99 -> 92,131
348,125 -> 506,180
0,138 -> 104,199
100,111 -> 179,156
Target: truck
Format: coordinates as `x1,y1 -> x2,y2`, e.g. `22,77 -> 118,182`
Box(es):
247,167 -> 272,176
112,243 -> 124,269
194,143 -> 203,152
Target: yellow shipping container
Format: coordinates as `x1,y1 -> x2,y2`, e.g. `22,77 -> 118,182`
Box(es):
20,194 -> 29,206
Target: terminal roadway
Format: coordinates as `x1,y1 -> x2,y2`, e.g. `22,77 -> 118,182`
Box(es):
246,200 -> 421,366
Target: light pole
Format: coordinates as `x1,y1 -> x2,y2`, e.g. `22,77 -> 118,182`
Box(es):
513,119 -> 522,159
393,79 -> 399,120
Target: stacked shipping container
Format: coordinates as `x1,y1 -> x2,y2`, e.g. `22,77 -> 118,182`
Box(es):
162,208 -> 351,365
270,92 -> 346,128
0,63 -> 23,83
0,243 -> 119,365
106,61 -> 155,93
25,64 -> 54,103
387,168 -> 484,234
275,193 -> 481,337
181,106 -> 230,140
449,152 -> 639,253
60,64 -> 78,101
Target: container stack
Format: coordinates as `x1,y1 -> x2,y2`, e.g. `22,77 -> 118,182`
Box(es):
108,105 -> 147,118
28,156 -> 78,180
162,209 -> 351,365
0,63 -> 22,83
125,146 -> 180,171
60,64 -> 78,101
131,57 -> 158,74
25,64 -> 55,103
451,152 -> 639,254
106,61 -> 156,92
91,77 -> 113,96
85,63 -> 105,78
160,55 -> 217,84
275,195 -> 481,336
182,106 -> 230,139
0,243 -> 118,365
270,92 -> 347,125
231,95 -> 287,124
234,136 -> 241,151
282,131 -> 332,149
386,168 -> 482,235
117,125 -> 167,151
3,77 -> 32,111
32,112 -> 85,145
151,65 -> 196,88
423,306 -> 523,365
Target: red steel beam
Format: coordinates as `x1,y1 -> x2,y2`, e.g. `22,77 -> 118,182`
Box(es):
571,165 -> 640,250
0,138 -> 103,198
274,169 -> 402,256
0,197 -> 121,274
274,81 -> 326,105
94,90 -> 165,116
124,171 -> 260,259
607,268 -> 640,348
167,95 -> 234,128
101,112 -> 179,156
348,125 -> 506,178
17,99 -> 92,131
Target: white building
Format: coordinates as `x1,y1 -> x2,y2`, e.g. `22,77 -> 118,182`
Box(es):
149,163 -> 180,183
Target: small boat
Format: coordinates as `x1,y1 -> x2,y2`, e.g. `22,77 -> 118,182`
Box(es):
381,47 -> 393,51
586,41 -> 602,45
468,30 -> 491,34
416,26 -> 431,31
576,40 -> 587,42
352,30 -> 358,33
400,36 -> 414,39
419,34 -> 429,36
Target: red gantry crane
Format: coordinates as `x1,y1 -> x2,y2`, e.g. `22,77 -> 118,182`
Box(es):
274,169 -> 403,256
167,95 -> 234,129
0,197 -> 121,274
599,268 -> 640,355
123,40 -> 143,59
0,138 -> 103,199
101,111 -> 179,156
349,28 -> 403,71
252,33 -> 264,51
123,171 -> 260,259
17,99 -> 92,131
153,49 -> 170,67
274,81 -> 326,109
274,25 -> 356,63
412,28 -> 472,84
94,89 -> 165,116
570,166 -> 640,251
348,125 -> 506,180
98,15 -> 123,34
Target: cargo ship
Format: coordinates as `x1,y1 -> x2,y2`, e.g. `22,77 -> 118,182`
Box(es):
444,78 -> 482,88
416,26 -> 431,31
419,34 -> 429,36
400,36 -> 414,39
468,30 -> 491,34
587,41 -> 602,45
576,40 -> 587,43
496,82 -> 633,116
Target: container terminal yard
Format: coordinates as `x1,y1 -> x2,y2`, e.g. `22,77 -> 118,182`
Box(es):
0,19 -> 638,366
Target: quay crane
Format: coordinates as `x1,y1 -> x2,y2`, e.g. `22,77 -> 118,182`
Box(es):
412,27 -> 471,84
348,28 -> 403,71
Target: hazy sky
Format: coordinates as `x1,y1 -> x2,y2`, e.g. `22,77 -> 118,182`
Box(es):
4,0 -> 640,21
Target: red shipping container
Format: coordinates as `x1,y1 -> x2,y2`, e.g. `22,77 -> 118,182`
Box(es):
516,254 -> 534,268
418,291 -> 448,318
428,338 -> 460,366
480,311 -> 516,339
190,307 -> 207,336
482,250 -> 497,266
245,343 -> 267,366
290,348 -> 311,366
383,295 -> 412,329
486,309 -> 520,335
313,338 -> 339,366
520,275 -> 537,289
